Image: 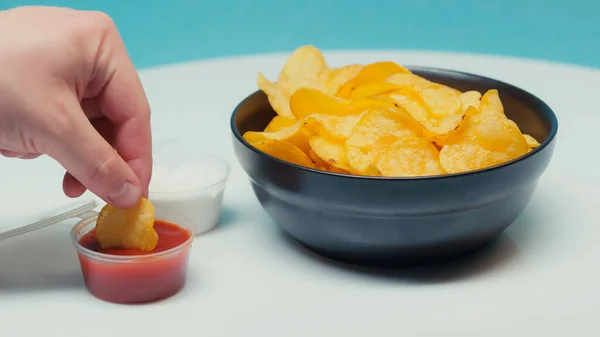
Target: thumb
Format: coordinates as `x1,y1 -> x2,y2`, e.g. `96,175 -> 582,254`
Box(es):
43,98 -> 142,209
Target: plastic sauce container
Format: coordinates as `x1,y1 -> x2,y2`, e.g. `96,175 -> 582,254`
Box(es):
70,214 -> 194,304
149,150 -> 230,235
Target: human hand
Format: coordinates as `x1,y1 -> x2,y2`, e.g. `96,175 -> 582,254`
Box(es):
0,6 -> 152,209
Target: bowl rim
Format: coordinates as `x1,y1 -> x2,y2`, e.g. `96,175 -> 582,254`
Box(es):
230,65 -> 559,181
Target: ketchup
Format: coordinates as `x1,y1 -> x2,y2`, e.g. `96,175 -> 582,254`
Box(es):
77,220 -> 192,304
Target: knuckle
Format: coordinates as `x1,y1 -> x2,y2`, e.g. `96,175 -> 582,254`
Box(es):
46,101 -> 77,137
37,99 -> 79,155
87,149 -> 120,186
68,11 -> 116,47
82,11 -> 116,31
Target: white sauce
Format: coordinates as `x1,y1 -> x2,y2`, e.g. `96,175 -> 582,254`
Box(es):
150,164 -> 225,193
148,161 -> 229,236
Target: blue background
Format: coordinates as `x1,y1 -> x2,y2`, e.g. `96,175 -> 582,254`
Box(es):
1,0 -> 597,69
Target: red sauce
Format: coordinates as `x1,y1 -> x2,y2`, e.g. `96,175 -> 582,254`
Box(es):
76,219 -> 193,304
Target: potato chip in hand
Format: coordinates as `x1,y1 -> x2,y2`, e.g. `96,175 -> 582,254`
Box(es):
95,198 -> 158,252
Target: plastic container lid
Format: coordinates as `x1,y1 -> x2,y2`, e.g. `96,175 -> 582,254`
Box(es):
0,198 -> 98,241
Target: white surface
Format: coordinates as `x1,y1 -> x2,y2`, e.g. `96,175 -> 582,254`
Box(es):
0,50 -> 598,337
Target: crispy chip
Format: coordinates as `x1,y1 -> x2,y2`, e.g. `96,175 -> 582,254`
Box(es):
523,134 -> 540,148
264,115 -> 297,132
95,198 -> 158,251
480,89 -> 506,118
253,140 -> 315,168
388,89 -> 463,144
439,91 -> 529,173
309,136 -> 351,171
420,86 -> 462,118
345,146 -> 380,176
351,83 -> 403,99
309,149 -> 329,168
338,61 -> 411,98
459,91 -> 482,114
290,88 -> 358,119
258,73 -> 294,118
303,112 -> 364,141
327,165 -> 351,174
243,121 -> 313,154
388,89 -> 430,124
346,110 -> 406,148
351,96 -> 398,110
277,45 -> 330,97
344,110 -> 420,174
385,73 -> 433,90
327,64 -> 363,95
376,135 -> 445,177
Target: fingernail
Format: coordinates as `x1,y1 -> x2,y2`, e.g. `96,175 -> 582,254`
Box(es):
108,181 -> 140,208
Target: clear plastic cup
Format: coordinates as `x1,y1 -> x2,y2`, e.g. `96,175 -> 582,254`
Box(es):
149,147 -> 230,236
70,214 -> 194,304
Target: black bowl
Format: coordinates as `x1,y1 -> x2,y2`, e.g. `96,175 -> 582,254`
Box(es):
231,66 -> 558,267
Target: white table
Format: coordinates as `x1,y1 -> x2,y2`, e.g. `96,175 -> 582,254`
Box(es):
0,51 -> 598,337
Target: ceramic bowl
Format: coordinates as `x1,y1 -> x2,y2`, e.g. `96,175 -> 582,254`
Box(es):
231,66 -> 558,267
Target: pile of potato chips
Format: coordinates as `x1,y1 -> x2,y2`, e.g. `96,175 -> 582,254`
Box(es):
243,45 -> 540,177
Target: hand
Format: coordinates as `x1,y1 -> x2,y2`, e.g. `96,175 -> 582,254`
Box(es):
0,6 -> 152,209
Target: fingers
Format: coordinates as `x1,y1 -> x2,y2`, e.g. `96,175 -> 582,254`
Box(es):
60,116 -> 116,198
46,96 -> 142,209
63,172 -> 86,198
89,21 -> 153,197
0,149 -> 40,159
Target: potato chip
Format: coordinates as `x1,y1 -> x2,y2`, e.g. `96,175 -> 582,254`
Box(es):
351,97 -> 398,110
345,146 -> 380,176
309,136 -> 351,171
277,45 -> 330,97
440,141 -> 509,174
351,82 -> 403,99
327,64 -> 363,95
258,73 -> 294,118
253,140 -> 315,168
479,89 -> 506,118
385,73 -> 459,94
264,115 -> 297,132
388,89 -> 430,124
345,110 -> 407,148
459,91 -> 482,114
95,198 -> 158,252
337,61 -> 411,98
439,91 -> 529,173
327,165 -> 351,174
309,149 -> 329,168
303,112 -> 364,141
420,86 -> 462,118
376,135 -> 445,177
421,113 -> 466,145
243,121 -> 313,154
344,110 -> 420,174
290,88 -> 358,119
388,89 -> 463,144
381,107 -> 424,137
523,134 -> 540,148
474,90 -> 526,152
